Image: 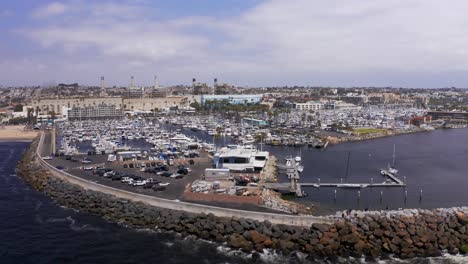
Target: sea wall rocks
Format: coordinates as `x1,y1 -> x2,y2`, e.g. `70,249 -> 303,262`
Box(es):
17,139 -> 468,260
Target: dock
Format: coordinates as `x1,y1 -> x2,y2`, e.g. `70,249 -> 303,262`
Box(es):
265,181 -> 405,190
266,166 -> 406,197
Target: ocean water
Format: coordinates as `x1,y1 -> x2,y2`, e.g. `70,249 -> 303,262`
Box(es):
1,138 -> 467,263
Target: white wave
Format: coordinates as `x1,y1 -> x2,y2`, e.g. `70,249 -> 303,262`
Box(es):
163,242 -> 174,247
46,216 -> 102,232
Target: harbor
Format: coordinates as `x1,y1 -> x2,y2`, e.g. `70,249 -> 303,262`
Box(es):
35,114 -> 468,216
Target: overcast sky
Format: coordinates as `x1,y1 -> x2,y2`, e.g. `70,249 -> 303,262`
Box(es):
2,0 -> 468,88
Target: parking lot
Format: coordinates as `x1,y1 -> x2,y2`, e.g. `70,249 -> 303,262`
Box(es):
46,153 -> 211,200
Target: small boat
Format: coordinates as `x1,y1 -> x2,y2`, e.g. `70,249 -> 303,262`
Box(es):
337,183 -> 368,188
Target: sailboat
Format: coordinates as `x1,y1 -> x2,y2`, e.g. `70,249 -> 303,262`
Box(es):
380,144 -> 398,176
295,148 -> 304,172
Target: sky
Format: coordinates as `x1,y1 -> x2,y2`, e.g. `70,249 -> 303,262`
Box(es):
2,0 -> 468,88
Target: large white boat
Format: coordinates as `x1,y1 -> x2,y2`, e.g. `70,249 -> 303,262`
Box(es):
213,145 -> 269,172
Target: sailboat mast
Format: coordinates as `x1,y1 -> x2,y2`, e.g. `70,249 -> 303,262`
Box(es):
392,144 -> 396,167
345,151 -> 351,182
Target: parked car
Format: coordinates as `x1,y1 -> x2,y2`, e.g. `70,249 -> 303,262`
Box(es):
43,156 -> 53,160
55,165 -> 64,170
152,185 -> 166,192
159,182 -> 170,186
177,168 -> 189,175
111,175 -> 122,181
159,172 -> 172,177
132,180 -> 147,186
143,181 -> 159,189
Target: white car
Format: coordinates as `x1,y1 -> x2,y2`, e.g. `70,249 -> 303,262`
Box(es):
83,166 -> 94,170
43,156 -> 53,160
132,180 -> 147,186
159,182 -> 170,186
81,160 -> 92,164
121,177 -> 133,184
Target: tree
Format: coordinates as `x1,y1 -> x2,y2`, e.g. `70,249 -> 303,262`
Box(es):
13,104 -> 23,112
189,101 -> 201,111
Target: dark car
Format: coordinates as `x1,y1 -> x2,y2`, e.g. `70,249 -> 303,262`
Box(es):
177,168 -> 189,175
111,175 -> 122,181
70,158 -> 79,162
160,172 -> 172,177
143,181 -> 160,189
152,185 -> 166,192
55,166 -> 64,170
65,155 -> 72,160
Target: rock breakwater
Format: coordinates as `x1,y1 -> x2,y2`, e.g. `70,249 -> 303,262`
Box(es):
16,138 -> 468,260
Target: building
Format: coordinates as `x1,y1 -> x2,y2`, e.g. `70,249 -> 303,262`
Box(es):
32,96 -> 197,115
427,111 -> 468,121
324,100 -> 361,111
67,103 -> 123,121
32,97 -> 123,115
200,94 -> 263,106
192,78 -> 211,95
128,87 -> 144,98
151,87 -> 167,98
213,146 -> 269,172
242,117 -> 268,127
293,101 -> 324,111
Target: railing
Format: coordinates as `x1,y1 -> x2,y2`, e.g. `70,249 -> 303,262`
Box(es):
35,131 -> 333,226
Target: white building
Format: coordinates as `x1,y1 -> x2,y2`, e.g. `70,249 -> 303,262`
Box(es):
294,101 -> 324,111
213,145 -> 269,172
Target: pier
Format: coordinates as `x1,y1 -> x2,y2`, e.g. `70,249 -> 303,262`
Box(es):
268,159 -> 406,197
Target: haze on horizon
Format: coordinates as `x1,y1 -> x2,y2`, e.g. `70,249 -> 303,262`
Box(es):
1,0 -> 468,88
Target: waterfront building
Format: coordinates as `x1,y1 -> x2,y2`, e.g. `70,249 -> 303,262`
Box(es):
293,101 -> 324,111
213,146 -> 269,172
67,103 -> 123,121
200,94 -> 263,106
324,100 -> 361,111
242,117 -> 268,127
427,111 -> 468,121
32,97 -> 123,115
32,96 -> 198,115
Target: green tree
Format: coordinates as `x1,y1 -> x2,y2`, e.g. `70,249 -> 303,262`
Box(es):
13,104 -> 23,112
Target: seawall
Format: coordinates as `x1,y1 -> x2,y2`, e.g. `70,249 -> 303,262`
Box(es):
16,134 -> 468,260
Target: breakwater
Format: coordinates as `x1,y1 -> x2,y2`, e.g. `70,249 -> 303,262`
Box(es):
17,136 -> 468,260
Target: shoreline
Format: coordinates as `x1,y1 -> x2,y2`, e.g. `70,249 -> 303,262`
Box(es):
0,125 -> 39,141
14,135 -> 468,260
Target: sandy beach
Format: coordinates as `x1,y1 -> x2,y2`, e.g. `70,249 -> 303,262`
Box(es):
0,126 -> 39,141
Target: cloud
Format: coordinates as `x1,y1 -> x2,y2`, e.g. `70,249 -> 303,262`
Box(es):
31,2 -> 68,19
13,0 -> 468,86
